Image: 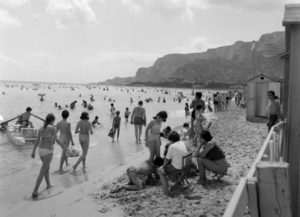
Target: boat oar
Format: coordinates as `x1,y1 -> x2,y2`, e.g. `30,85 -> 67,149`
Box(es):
0,115 -> 21,126
31,113 -> 56,127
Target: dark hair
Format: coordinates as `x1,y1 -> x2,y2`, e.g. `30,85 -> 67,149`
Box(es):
116,111 -> 120,115
111,103 -> 114,106
61,110 -> 69,119
267,90 -> 275,96
95,116 -> 99,119
80,112 -> 89,120
200,130 -> 213,142
183,122 -> 189,128
195,92 -> 202,99
196,104 -> 203,110
168,131 -> 180,143
154,111 -> 168,122
138,100 -> 143,106
153,156 -> 164,167
26,107 -> 32,112
126,107 -> 129,110
44,113 -> 55,129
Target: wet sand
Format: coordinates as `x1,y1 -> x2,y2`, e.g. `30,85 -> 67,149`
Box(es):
4,104 -> 267,217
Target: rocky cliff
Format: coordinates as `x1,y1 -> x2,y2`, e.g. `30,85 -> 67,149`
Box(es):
101,31 -> 285,87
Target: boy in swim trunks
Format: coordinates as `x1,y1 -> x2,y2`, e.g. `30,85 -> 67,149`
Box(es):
124,107 -> 131,122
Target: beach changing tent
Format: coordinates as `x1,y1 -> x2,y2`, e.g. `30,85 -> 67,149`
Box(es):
246,73 -> 281,121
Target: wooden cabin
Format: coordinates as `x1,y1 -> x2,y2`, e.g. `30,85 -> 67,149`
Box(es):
246,73 -> 281,121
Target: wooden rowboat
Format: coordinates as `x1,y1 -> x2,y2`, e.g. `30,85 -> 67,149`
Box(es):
6,125 -> 38,146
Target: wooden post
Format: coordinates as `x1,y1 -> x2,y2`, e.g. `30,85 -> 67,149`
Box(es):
247,177 -> 260,217
269,140 -> 274,162
256,161 -> 292,217
283,4 -> 300,216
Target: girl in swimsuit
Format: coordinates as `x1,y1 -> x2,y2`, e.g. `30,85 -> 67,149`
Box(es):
31,113 -> 66,198
145,111 -> 168,164
73,112 -> 93,172
56,110 -> 74,173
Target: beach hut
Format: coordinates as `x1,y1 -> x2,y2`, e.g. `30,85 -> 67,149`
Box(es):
246,73 -> 281,121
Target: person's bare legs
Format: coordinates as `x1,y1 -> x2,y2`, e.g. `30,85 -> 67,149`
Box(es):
32,154 -> 53,196
117,128 -> 120,140
73,136 -> 89,171
59,150 -> 67,172
138,125 -> 142,142
134,125 -> 138,142
197,158 -> 227,183
158,167 -> 169,195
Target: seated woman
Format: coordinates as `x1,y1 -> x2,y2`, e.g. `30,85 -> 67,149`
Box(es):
194,130 -> 228,184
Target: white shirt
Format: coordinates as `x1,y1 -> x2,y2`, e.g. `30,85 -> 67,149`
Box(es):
166,141 -> 188,170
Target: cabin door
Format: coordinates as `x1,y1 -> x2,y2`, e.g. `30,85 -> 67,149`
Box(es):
255,83 -> 268,117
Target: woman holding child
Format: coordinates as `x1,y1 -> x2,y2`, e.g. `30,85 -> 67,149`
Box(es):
145,111 -> 168,164
194,130 -> 228,184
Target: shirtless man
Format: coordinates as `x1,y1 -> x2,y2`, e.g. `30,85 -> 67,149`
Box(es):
130,101 -> 146,142
113,156 -> 164,192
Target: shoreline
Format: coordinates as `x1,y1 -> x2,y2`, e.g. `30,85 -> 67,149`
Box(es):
4,104 -> 267,217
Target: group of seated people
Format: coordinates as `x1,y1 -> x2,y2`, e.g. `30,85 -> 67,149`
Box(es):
114,124 -> 229,196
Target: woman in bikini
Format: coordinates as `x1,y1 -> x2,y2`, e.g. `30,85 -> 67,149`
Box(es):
73,112 -> 93,172
31,113 -> 66,198
56,110 -> 74,173
145,111 -> 168,164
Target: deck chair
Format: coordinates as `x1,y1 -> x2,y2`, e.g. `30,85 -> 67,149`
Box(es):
167,152 -> 193,187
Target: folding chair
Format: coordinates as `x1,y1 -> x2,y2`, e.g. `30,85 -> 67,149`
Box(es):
167,152 -> 193,187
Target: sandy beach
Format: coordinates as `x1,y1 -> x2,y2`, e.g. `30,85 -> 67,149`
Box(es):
4,104 -> 267,217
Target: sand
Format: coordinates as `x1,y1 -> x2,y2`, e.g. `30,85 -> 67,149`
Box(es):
4,104 -> 267,217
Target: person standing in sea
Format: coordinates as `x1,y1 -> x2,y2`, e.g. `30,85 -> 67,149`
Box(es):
266,90 -> 281,132
31,113 -> 66,198
130,100 -> 146,143
73,112 -> 93,172
189,92 -> 206,138
56,110 -> 74,173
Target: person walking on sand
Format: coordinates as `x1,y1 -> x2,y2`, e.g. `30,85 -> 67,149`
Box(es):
130,100 -> 146,142
145,111 -> 167,164
56,110 -> 74,173
31,113 -> 67,198
194,130 -> 228,185
190,92 -> 205,138
73,112 -> 93,172
266,90 -> 281,132
112,111 -> 121,142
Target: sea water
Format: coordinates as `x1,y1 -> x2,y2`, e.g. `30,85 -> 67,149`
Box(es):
0,81 -> 216,209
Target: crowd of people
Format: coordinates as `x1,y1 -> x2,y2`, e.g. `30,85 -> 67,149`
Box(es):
22,87 -> 281,198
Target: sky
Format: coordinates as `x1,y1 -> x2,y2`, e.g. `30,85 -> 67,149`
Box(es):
0,0 -> 296,83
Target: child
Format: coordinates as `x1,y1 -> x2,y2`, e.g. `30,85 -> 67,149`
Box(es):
92,116 -> 101,127
112,111 -> 121,142
124,107 -> 131,122
110,103 -> 116,116
181,122 -> 190,140
193,104 -> 206,146
184,103 -> 190,117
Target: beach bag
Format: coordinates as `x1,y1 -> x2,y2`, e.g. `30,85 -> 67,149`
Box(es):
108,128 -> 114,137
66,147 -> 80,157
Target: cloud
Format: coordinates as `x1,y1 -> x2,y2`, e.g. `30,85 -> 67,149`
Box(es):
46,0 -> 97,27
0,53 -> 23,66
0,8 -> 22,29
84,51 -> 160,65
173,36 -> 226,53
120,0 -> 202,20
0,0 -> 30,7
